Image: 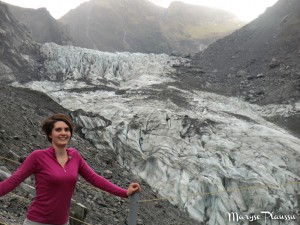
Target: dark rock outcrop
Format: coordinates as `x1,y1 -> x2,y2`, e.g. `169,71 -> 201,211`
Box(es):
6,4 -> 73,45
0,2 -> 40,84
181,0 -> 300,105
59,0 -> 170,54
160,1 -> 244,53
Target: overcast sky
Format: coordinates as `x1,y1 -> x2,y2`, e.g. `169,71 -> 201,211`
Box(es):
1,0 -> 278,21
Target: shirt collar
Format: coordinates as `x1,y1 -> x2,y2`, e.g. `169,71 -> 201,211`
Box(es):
48,146 -> 73,159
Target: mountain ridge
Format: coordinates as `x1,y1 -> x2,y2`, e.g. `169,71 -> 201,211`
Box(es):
3,0 -> 244,54
0,2 -> 40,84
175,0 -> 300,105
6,4 -> 73,45
59,0 -> 244,54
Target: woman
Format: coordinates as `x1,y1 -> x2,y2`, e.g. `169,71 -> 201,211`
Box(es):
0,113 -> 140,225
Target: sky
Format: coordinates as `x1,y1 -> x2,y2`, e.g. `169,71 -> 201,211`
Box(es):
1,0 -> 278,22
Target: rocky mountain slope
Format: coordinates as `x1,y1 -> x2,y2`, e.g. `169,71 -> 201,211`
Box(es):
160,1 -> 242,53
58,0 -> 243,54
181,0 -> 300,105
59,0 -> 169,54
0,2 -> 39,84
7,4 -> 73,45
4,0 -> 244,54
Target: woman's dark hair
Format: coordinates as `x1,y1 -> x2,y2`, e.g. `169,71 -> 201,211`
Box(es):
42,113 -> 74,143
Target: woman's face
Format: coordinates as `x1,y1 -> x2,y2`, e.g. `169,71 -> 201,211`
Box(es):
49,121 -> 71,147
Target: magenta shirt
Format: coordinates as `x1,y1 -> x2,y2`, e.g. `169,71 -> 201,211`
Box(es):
0,147 -> 128,224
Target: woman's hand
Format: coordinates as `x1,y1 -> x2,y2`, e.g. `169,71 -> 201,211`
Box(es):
127,183 -> 141,196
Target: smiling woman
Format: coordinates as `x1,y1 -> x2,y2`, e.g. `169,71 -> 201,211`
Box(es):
0,113 -> 141,225
1,0 -> 278,21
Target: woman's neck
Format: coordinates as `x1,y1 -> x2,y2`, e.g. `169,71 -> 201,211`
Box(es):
52,144 -> 67,157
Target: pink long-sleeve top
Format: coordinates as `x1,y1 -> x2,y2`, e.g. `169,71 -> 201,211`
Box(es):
0,146 -> 128,224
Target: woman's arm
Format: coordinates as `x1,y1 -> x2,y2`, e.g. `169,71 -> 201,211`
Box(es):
78,154 -> 140,198
0,151 -> 37,196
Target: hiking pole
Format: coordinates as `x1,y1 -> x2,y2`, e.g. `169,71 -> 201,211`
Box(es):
128,192 -> 139,225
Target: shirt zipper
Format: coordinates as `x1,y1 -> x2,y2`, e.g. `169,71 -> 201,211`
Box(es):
56,156 -> 71,172
62,157 -> 71,172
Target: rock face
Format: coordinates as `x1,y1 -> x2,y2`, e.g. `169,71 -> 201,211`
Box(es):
59,0 -> 170,54
58,0 -> 244,54
12,42 -> 300,225
0,2 -> 39,84
4,0 -> 244,54
185,0 -> 300,105
160,1 -> 243,53
6,4 -> 73,45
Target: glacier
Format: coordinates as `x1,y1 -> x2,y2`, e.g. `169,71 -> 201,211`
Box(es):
13,43 -> 300,225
